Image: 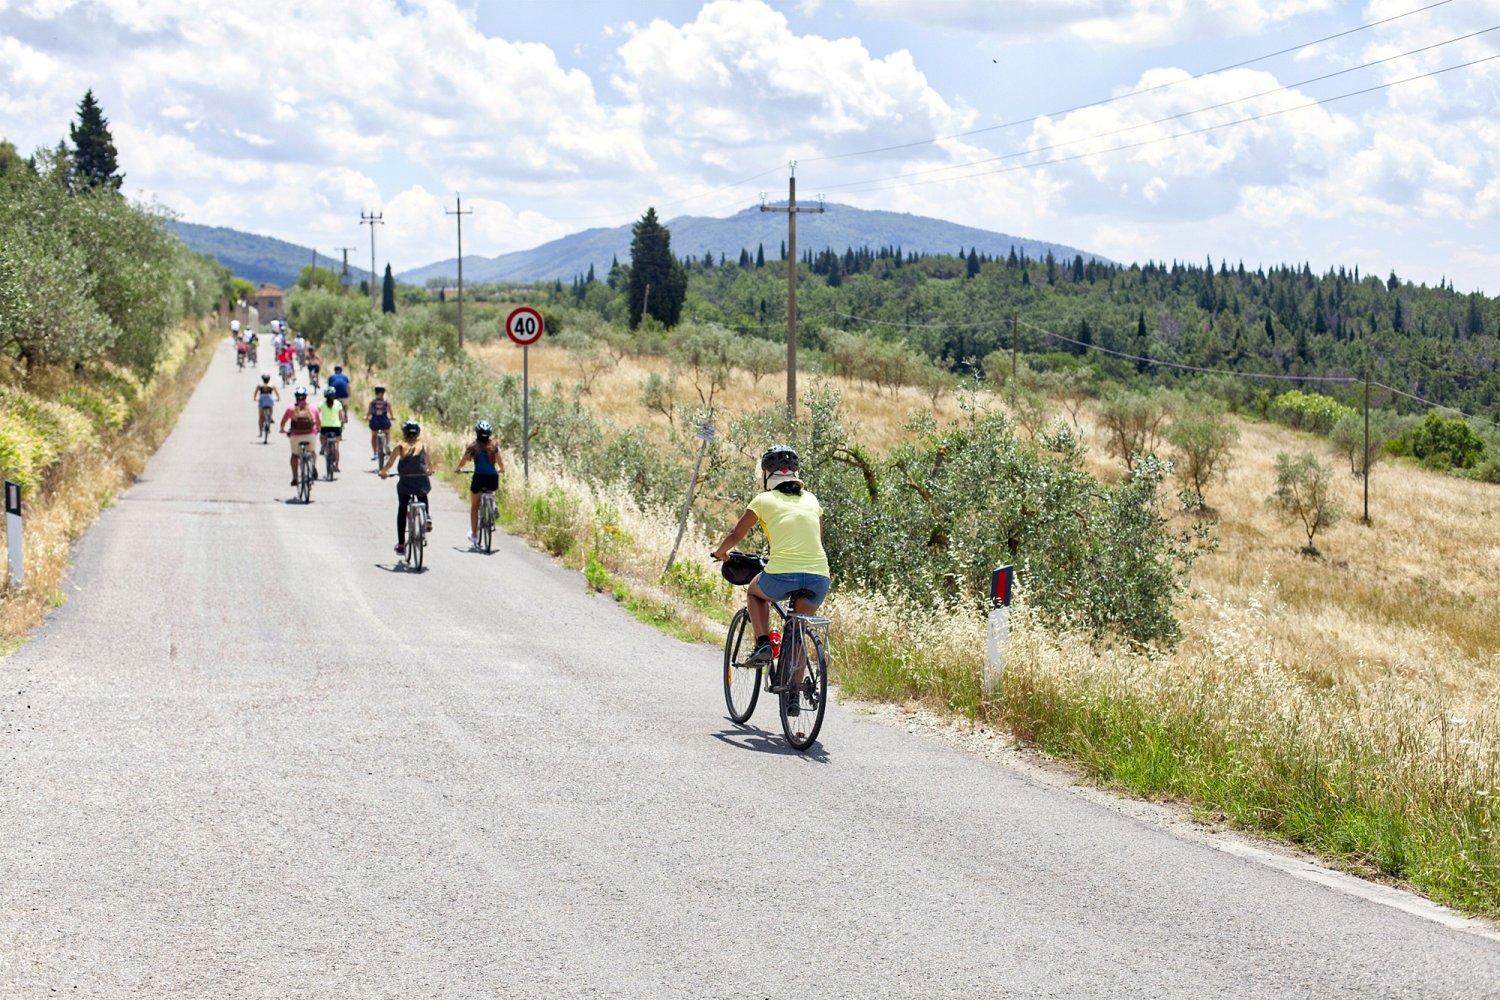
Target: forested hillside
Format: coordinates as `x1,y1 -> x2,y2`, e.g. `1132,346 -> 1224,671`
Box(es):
554,242 -> 1500,423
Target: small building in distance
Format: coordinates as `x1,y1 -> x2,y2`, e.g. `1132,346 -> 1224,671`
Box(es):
251,284 -> 285,325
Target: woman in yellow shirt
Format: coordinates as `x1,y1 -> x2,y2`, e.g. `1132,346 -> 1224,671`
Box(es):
712,445 -> 830,678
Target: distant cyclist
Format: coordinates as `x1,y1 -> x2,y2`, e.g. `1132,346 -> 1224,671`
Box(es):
305,345 -> 322,388
711,445 -> 830,700
251,373 -> 279,434
328,364 -> 351,402
245,330 -> 258,365
293,332 -> 307,367
319,385 -> 348,474
279,386 -> 321,487
366,384 -> 395,460
379,419 -> 432,556
455,419 -> 504,548
276,342 -> 295,385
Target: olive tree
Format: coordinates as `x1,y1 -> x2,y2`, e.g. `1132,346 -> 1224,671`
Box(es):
1268,451 -> 1343,556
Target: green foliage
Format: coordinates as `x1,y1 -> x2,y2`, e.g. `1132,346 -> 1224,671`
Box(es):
1268,452 -> 1343,555
1329,411 -> 1389,477
1098,391 -> 1173,472
669,322 -> 738,408
68,90 -> 123,192
627,207 -> 687,329
1397,412 -> 1487,471
1269,390 -> 1357,435
1164,410 -> 1239,508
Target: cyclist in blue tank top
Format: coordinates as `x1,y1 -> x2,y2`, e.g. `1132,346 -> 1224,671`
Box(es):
366,385 -> 395,460
455,419 -> 505,548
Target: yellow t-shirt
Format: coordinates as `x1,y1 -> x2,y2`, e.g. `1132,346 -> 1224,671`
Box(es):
748,489 -> 829,576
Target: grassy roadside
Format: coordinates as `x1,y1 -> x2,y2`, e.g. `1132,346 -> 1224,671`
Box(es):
0,321 -> 219,644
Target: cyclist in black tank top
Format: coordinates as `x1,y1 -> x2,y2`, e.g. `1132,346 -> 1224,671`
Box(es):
367,386 -> 395,460
378,419 -> 431,555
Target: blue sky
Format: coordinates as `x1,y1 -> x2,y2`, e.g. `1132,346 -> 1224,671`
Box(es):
3,0 -> 1497,292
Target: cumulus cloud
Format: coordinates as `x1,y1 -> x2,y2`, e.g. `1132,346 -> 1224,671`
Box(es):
852,0 -> 1335,45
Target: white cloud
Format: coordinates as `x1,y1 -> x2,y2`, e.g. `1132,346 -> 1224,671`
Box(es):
852,0 -> 1335,44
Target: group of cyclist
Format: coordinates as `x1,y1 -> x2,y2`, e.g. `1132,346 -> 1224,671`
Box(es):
236,330 -> 831,636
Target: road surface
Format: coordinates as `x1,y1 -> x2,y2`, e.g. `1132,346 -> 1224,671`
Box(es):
3,341 -> 1498,997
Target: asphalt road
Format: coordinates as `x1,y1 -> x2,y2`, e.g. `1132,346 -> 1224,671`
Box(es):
3,340 -> 1499,998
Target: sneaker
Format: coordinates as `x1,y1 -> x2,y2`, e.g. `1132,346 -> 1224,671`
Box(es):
394,543 -> 406,555
290,477 -> 298,486
784,693 -> 801,716
747,641 -> 773,665
466,532 -> 478,548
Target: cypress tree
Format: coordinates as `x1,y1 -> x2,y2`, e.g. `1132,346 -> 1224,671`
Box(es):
756,243 -> 765,268
627,207 -> 686,329
381,264 -> 396,314
69,89 -> 124,192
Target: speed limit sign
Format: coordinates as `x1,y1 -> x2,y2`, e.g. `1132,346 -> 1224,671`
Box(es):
506,306 -> 544,346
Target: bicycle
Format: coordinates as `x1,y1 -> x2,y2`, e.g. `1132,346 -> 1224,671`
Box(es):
718,553 -> 831,752
375,429 -> 390,467
235,347 -> 247,370
477,490 -> 497,553
320,433 -> 339,481
402,488 -> 429,571
295,440 -> 316,503
247,345 -> 258,365
258,406 -> 273,444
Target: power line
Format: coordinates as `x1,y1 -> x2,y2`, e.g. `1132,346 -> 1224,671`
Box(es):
820,25 -> 1500,193
800,0 -> 1458,165
824,53 -> 1500,196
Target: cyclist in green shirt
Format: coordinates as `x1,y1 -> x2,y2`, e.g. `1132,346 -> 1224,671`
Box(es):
712,445 -> 830,688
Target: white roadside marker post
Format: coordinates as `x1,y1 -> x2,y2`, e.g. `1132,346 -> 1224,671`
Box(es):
984,565 -> 1014,698
5,480 -> 21,590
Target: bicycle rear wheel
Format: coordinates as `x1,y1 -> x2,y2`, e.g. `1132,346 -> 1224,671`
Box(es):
480,496 -> 495,553
722,608 -> 761,724
412,504 -> 427,570
324,440 -> 335,481
299,452 -> 314,503
780,626 -> 829,751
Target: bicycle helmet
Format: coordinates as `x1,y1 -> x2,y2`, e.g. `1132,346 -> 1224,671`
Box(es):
294,386 -> 309,400
475,419 -> 493,439
402,419 -> 420,437
323,385 -> 337,398
760,444 -> 799,474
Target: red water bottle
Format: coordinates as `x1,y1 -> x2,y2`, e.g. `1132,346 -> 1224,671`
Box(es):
769,630 -> 781,659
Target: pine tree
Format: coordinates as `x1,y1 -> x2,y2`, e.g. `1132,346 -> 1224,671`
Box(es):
966,247 -> 979,279
586,262 -> 596,283
627,207 -> 686,329
381,264 -> 396,314
69,89 -> 124,192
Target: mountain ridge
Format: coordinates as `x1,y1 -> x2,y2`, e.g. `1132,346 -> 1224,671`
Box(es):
169,205 -> 1110,290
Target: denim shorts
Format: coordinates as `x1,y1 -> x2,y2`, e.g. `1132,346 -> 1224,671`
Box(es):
756,571 -> 830,607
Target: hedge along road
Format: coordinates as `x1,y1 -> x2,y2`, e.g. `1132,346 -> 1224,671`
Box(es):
2,339 -> 1498,998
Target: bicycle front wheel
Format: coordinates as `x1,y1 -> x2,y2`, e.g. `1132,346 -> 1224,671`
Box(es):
723,608 -> 761,724
780,627 -> 829,752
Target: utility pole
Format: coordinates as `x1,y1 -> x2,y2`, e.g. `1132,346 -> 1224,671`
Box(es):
360,210 -> 384,306
445,194 -> 473,349
1362,372 -> 1371,525
335,247 -> 355,295
760,162 -> 824,419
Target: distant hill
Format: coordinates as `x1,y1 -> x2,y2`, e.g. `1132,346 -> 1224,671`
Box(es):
397,203 -> 1110,285
168,221 -> 371,289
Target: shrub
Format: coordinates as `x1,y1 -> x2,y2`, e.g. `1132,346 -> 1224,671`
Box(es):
1165,411 -> 1239,508
1098,390 -> 1173,472
1399,412 -> 1487,471
1267,452 -> 1343,556
1269,390 -> 1356,435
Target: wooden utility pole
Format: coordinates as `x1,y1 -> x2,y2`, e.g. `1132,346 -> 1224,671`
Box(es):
1362,373 -> 1371,525
760,163 -> 824,419
335,247 -> 356,295
360,210 -> 384,306
445,194 -> 473,348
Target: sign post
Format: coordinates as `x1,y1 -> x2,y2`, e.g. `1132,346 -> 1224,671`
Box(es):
505,306 -> 545,483
984,565 -> 1014,697
5,480 -> 21,590
664,422 -> 715,573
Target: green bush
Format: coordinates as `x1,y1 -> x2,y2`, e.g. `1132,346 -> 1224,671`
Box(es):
1399,412 -> 1487,471
1269,390 -> 1356,435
